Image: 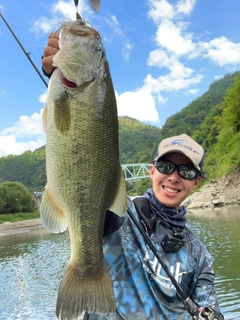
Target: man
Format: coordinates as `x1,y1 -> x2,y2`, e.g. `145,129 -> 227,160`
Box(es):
42,35 -> 223,320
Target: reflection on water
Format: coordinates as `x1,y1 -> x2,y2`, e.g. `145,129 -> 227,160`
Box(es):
0,232 -> 70,320
0,207 -> 239,319
186,206 -> 240,319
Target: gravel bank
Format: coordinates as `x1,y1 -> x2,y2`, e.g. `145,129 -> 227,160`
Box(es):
0,219 -> 48,238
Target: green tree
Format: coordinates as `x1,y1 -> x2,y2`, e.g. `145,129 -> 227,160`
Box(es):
204,73 -> 240,177
216,75 -> 240,166
136,178 -> 152,196
0,182 -> 34,214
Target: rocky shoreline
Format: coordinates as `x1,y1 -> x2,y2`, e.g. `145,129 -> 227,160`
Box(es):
182,171 -> 240,210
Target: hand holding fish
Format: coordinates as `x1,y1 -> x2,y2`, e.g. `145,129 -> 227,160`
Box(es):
42,32 -> 60,75
42,0 -> 100,75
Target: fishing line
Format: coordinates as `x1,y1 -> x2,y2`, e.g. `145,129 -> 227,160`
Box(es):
0,15 -> 36,27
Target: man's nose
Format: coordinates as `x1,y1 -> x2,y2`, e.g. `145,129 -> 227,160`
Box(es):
167,168 -> 180,182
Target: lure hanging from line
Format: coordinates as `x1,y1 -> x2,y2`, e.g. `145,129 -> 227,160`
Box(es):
74,0 -> 100,20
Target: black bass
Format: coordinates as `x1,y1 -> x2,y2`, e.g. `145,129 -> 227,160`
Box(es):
40,19 -> 127,320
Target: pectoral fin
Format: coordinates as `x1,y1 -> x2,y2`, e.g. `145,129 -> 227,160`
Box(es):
40,186 -> 67,233
54,91 -> 71,134
109,167 -> 127,217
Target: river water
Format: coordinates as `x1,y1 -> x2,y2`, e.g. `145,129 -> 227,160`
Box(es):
0,206 -> 239,320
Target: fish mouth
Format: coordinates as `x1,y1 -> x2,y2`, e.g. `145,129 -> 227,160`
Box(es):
61,73 -> 78,88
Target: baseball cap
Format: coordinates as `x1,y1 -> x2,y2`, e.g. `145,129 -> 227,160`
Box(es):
154,133 -> 204,171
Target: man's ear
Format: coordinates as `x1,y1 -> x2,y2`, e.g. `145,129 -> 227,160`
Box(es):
150,164 -> 155,180
192,176 -> 201,190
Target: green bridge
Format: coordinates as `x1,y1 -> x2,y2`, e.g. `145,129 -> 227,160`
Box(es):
121,163 -> 151,182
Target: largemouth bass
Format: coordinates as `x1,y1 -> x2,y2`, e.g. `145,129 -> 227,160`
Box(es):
40,19 -> 127,320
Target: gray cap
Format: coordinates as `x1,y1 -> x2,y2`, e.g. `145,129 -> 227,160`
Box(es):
154,133 -> 204,171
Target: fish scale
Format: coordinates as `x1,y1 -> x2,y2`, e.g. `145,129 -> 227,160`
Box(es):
40,20 -> 127,320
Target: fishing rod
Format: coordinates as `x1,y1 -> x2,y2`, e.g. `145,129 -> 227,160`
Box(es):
0,13 -> 48,88
127,197 -> 224,320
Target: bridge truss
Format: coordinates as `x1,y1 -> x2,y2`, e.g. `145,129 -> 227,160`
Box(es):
121,163 -> 151,182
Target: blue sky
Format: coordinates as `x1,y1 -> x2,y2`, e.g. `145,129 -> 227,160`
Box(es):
0,0 -> 240,157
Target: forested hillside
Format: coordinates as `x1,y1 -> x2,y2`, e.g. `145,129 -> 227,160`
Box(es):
199,73 -> 240,177
119,117 -> 161,163
0,71 -> 239,192
160,71 -> 240,139
0,147 -> 46,191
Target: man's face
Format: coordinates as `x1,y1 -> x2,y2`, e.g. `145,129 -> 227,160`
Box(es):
150,152 -> 201,210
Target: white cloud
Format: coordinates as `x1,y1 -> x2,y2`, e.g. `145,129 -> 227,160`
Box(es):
157,95 -> 168,104
0,136 -> 45,157
147,2 -> 240,68
148,0 -> 174,22
147,48 -> 202,94
104,14 -> 134,59
147,49 -> 170,68
148,49 -> 193,78
143,72 -> 203,93
105,15 -> 123,37
53,0 -> 79,18
147,0 -> 196,23
186,88 -> 199,95
145,1 -> 202,97
145,0 -> 240,102
122,41 -> 134,61
155,20 -> 195,56
175,0 -> 196,16
39,91 -> 47,104
214,75 -> 223,80
31,17 -> 61,34
0,110 -> 45,157
201,37 -> 240,66
31,0 -> 92,35
116,89 -> 160,123
1,111 -> 44,137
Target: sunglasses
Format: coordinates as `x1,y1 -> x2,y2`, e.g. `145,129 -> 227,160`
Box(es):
154,159 -> 200,180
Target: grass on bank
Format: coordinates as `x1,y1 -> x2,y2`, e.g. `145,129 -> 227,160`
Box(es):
0,210 -> 40,224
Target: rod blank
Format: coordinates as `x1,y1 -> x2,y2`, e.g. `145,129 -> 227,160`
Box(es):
0,13 -> 48,88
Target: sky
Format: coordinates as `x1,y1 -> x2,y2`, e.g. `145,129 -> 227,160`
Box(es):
0,0 -> 240,158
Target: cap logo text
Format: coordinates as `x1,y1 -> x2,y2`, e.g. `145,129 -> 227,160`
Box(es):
163,139 -> 200,155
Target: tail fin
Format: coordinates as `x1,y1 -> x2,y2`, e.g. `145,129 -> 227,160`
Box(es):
56,262 -> 115,319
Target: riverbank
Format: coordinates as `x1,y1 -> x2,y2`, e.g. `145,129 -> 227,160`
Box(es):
0,219 -> 47,238
1,172 -> 239,238
182,170 -> 240,209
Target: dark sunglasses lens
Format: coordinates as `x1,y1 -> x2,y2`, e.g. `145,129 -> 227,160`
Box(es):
178,166 -> 198,179
156,161 -> 199,180
156,161 -> 175,174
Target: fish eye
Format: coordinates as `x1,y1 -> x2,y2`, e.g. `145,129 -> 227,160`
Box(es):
93,45 -> 102,52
